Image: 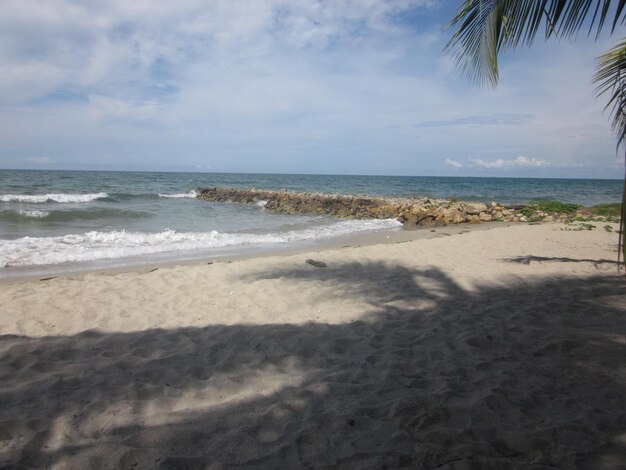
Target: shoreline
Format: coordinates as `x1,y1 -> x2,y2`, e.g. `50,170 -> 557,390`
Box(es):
1,183 -> 619,282
0,221 -> 503,285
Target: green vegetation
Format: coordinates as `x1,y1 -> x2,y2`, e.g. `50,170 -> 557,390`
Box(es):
587,203 -> 622,218
573,203 -> 622,223
517,200 -> 581,220
514,201 -> 622,227
532,200 -> 580,213
563,221 -> 597,231
577,222 -> 596,231
517,207 -> 535,218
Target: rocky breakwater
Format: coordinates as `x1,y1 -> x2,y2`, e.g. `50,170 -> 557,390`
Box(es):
196,187 -> 522,227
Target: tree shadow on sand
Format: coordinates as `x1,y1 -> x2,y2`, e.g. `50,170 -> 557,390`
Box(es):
503,255 -> 620,268
1,263 -> 625,469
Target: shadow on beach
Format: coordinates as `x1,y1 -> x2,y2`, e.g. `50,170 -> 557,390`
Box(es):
502,255 -> 620,267
1,263 -> 625,469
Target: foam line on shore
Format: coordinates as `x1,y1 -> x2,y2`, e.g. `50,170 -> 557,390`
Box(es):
0,219 -> 401,267
0,192 -> 108,203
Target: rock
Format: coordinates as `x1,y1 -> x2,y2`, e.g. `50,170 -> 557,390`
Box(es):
403,213 -> 419,225
195,187 -> 562,229
439,207 -> 463,224
416,216 -> 439,227
464,203 -> 488,215
305,259 -> 327,268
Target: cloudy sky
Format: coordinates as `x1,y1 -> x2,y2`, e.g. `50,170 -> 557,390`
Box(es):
0,0 -> 623,178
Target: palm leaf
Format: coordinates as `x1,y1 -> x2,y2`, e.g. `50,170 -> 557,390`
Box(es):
594,39 -> 626,147
594,40 -> 626,265
447,0 -> 626,87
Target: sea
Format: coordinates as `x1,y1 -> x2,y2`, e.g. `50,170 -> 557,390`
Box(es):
0,169 -> 622,279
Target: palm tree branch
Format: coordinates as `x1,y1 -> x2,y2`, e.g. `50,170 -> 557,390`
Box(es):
594,39 -> 626,147
612,0 -> 626,30
446,0 -> 626,87
592,40 -> 626,267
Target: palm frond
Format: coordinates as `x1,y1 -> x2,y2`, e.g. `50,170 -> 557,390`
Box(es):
594,40 -> 626,267
594,39 -> 626,148
446,0 -> 626,87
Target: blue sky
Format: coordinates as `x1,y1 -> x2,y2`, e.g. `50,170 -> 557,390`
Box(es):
0,0 -> 623,178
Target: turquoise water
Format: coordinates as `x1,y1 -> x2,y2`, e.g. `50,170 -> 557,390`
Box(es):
0,170 -> 621,275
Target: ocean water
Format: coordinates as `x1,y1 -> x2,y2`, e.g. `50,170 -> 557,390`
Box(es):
0,170 -> 621,277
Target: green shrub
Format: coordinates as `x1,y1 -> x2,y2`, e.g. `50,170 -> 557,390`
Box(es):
531,200 -> 581,213
588,203 -> 621,218
518,207 -> 535,218
516,199 -> 580,219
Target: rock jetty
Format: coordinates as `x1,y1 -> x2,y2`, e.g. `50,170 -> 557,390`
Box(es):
196,187 -> 541,227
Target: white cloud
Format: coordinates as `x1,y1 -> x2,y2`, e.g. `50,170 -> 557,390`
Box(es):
88,95 -> 159,121
468,156 -> 548,169
26,157 -> 52,164
0,0 -> 433,104
0,0 -> 619,177
445,158 -> 463,168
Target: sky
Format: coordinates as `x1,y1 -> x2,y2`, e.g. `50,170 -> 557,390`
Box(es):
0,0 -> 624,178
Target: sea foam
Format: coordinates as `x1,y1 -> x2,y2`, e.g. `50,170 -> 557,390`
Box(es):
17,210 -> 50,218
158,190 -> 198,199
0,219 -> 401,267
0,193 -> 108,203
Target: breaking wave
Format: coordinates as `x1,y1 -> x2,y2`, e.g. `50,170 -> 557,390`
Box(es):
0,192 -> 108,203
17,210 -> 50,218
158,190 -> 198,199
0,219 -> 401,267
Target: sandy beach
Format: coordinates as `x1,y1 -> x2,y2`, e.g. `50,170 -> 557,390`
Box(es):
1,221 -> 625,469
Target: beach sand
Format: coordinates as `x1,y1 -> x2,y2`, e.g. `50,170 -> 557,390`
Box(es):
1,222 -> 625,469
